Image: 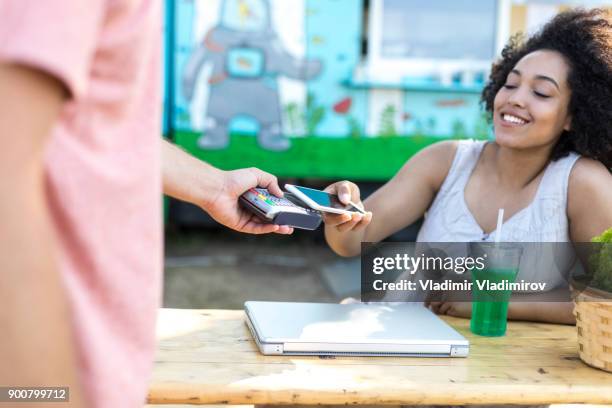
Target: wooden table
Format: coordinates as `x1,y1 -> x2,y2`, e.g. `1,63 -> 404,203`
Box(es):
148,308 -> 612,406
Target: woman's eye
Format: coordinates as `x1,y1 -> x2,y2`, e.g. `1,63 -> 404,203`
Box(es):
503,84 -> 517,89
534,91 -> 550,98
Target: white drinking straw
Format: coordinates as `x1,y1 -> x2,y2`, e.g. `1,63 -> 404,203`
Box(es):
494,208 -> 505,243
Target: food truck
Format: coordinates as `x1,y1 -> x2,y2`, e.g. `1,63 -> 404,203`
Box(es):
165,0 -> 609,182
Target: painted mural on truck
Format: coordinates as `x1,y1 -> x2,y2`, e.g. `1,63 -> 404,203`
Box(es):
170,0 -> 611,180
181,0 -> 322,151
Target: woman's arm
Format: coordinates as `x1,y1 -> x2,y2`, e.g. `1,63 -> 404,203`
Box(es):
505,158 -> 612,324
432,287 -> 576,324
323,141 -> 459,257
509,301 -> 575,324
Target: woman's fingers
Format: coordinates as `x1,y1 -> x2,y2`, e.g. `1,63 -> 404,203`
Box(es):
336,213 -> 363,232
352,211 -> 372,231
439,302 -> 453,315
323,212 -> 351,227
324,181 -> 361,205
323,210 -> 372,232
428,301 -> 442,314
337,182 -> 353,204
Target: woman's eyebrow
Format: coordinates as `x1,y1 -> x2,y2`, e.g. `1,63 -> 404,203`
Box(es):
534,75 -> 560,90
510,69 -> 560,90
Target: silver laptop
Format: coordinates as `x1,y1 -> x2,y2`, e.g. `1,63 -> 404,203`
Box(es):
244,301 -> 469,357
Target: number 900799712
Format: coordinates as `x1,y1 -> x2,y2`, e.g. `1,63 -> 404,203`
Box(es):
1,387 -> 69,402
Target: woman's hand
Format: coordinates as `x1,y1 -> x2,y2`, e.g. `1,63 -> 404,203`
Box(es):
427,301 -> 472,318
322,181 -> 372,232
426,289 -> 472,318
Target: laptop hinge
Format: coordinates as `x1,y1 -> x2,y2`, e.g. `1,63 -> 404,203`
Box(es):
450,345 -> 469,357
261,343 -> 283,355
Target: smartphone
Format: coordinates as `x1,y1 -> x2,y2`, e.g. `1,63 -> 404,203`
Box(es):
284,184 -> 365,215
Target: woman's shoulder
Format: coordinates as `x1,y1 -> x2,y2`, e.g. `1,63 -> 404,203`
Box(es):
567,157 -> 612,240
415,139 -> 486,169
419,139 -> 459,160
569,157 -> 612,192
407,140 -> 459,187
409,139 -> 486,191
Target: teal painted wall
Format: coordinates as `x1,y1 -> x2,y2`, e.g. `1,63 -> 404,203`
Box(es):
304,0 -> 367,137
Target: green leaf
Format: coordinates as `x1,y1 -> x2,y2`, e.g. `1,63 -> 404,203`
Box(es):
589,227 -> 612,292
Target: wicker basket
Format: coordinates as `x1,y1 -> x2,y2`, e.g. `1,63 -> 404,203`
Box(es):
573,286 -> 612,373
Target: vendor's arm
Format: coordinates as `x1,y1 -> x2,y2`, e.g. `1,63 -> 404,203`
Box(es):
0,64 -> 85,405
324,141 -> 458,257
162,140 -> 293,235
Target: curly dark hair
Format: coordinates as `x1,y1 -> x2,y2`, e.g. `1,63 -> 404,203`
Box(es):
481,8 -> 612,169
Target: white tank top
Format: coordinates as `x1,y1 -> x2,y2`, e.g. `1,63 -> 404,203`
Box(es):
415,140 -> 581,291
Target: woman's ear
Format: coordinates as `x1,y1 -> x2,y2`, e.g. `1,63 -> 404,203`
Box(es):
563,115 -> 572,132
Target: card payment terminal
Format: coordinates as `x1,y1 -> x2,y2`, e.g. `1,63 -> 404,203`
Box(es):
239,188 -> 322,230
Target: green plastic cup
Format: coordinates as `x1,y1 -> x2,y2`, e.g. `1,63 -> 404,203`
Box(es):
469,242 -> 523,337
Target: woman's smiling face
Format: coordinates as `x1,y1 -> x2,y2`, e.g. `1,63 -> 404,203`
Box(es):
493,49 -> 572,151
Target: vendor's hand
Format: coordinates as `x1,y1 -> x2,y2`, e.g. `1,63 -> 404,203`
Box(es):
427,301 -> 472,318
206,167 -> 294,235
322,181 -> 372,232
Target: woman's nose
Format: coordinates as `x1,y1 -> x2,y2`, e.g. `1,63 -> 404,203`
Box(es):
507,86 -> 528,108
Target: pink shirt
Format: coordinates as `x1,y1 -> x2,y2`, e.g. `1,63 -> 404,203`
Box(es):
0,1 -> 163,407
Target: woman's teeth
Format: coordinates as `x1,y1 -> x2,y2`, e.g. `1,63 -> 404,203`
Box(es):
502,114 -> 527,125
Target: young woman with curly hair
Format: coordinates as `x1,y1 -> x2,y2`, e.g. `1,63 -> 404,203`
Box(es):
323,8 -> 612,324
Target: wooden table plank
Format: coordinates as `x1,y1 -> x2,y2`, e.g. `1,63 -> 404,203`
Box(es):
148,308 -> 612,405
